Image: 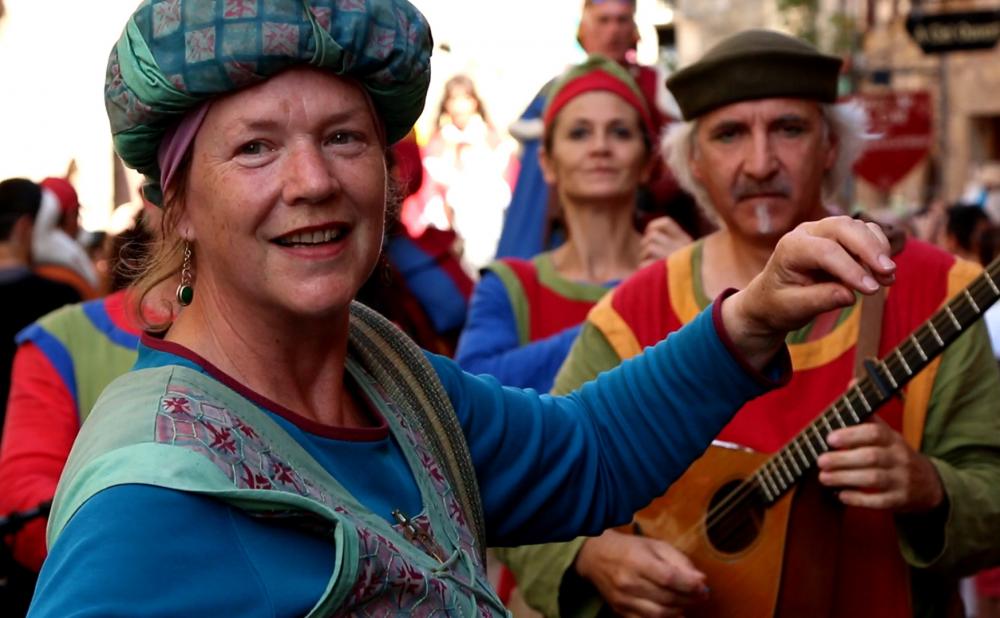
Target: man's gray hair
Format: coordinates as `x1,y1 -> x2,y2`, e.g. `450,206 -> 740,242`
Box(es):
662,100 -> 871,219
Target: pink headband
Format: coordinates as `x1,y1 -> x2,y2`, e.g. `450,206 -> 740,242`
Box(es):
157,102 -> 211,201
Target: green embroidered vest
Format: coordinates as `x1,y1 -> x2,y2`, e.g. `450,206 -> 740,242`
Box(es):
48,302 -> 501,616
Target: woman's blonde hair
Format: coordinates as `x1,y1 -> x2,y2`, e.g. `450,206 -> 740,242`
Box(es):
126,154 -> 193,332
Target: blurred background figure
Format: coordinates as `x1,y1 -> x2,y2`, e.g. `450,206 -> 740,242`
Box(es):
0,178 -> 80,424
496,0 -> 705,263
906,201 -> 1000,618
0,177 -> 80,615
356,131 -> 474,357
962,161 -> 1000,225
943,203 -> 991,264
908,197 -> 948,248
406,74 -> 517,275
936,203 -> 1000,358
945,201 -> 1000,376
949,202 -> 1000,618
457,59 -> 691,607
456,54 -> 690,397
31,177 -> 100,299
0,202 -> 153,616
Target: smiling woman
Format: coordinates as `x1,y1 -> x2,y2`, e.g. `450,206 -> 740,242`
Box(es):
174,69 -> 388,333
25,2 -> 899,616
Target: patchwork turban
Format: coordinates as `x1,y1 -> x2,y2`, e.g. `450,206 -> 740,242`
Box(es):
106,0 -> 433,204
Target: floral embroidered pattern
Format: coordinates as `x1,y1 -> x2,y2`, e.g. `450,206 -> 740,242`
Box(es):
222,61 -> 259,87
168,73 -> 186,90
364,25 -> 395,61
105,47 -> 157,130
224,0 -> 258,18
332,379 -> 501,615
337,0 -> 366,13
152,0 -> 181,38
343,510 -> 501,616
154,385 -> 331,507
154,377 -> 501,615
309,6 -> 332,31
262,22 -> 299,56
185,27 -> 217,63
366,382 -> 483,572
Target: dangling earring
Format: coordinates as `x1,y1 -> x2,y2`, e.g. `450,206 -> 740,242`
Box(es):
176,241 -> 194,307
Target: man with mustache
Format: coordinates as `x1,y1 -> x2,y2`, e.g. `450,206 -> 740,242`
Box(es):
498,30 -> 1000,618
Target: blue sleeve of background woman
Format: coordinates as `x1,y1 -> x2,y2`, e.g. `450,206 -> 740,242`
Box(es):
521,89 -> 547,121
385,235 -> 468,334
431,305 -> 777,547
454,272 -> 581,391
29,484 -> 333,617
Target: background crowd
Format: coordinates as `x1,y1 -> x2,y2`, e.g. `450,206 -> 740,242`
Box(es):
3,0 -> 1000,617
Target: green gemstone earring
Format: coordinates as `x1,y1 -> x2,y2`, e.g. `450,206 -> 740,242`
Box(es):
176,241 -> 194,307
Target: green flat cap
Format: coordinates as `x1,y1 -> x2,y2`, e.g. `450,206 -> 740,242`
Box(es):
666,29 -> 842,120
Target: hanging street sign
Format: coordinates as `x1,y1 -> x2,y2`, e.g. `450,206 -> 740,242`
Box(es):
852,91 -> 933,192
905,10 -> 1000,53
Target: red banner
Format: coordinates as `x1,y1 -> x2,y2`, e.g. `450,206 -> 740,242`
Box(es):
852,91 -> 933,191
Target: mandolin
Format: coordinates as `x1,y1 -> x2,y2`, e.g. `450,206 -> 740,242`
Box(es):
621,256 -> 1000,617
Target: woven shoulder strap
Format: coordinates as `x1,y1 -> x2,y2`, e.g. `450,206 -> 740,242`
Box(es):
347,302 -> 486,562
850,217 -> 906,380
853,288 -> 886,380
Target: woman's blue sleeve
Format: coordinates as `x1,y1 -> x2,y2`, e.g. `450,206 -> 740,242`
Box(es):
454,271 -> 581,392
431,304 -> 785,547
29,484 -> 332,617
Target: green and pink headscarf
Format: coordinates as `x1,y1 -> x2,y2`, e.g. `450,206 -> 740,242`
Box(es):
106,0 -> 433,205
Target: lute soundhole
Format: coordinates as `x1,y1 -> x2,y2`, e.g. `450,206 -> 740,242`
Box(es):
705,479 -> 766,554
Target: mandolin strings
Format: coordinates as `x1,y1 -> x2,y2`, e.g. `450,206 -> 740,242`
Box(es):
670,256 -> 1000,556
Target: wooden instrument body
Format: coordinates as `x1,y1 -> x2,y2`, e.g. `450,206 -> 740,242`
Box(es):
614,258 -> 1000,616
623,443 -> 840,617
